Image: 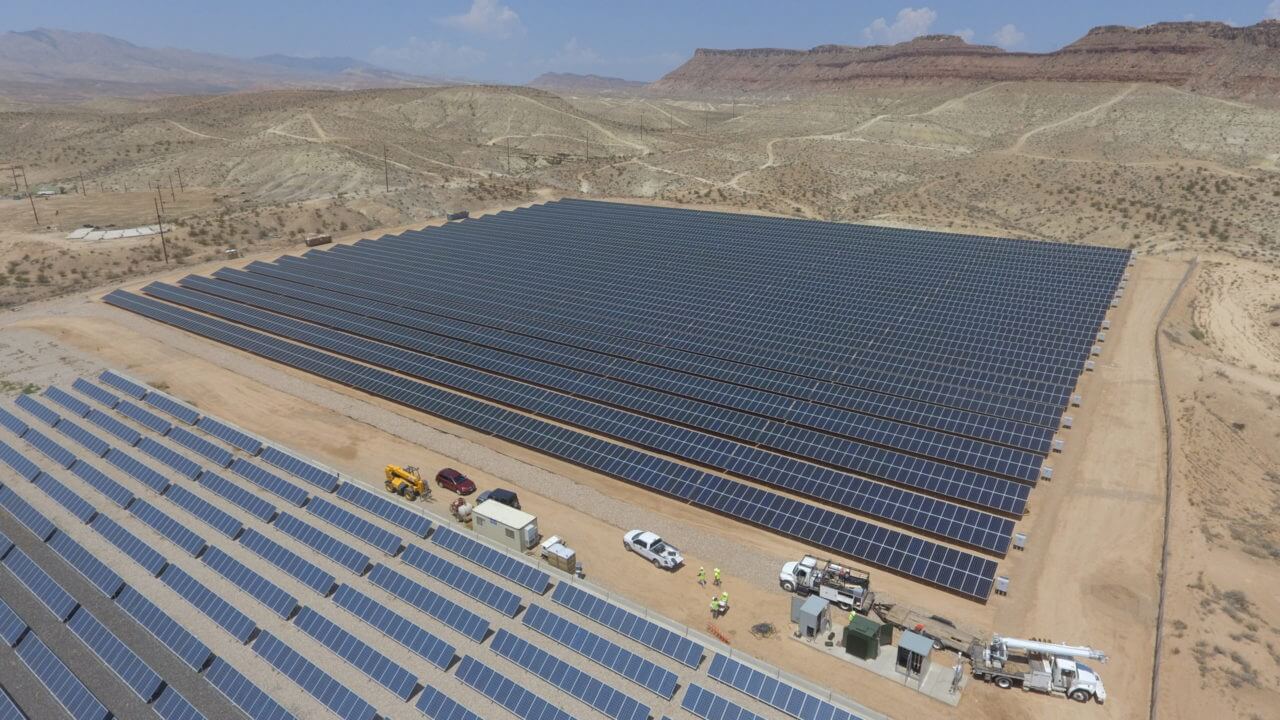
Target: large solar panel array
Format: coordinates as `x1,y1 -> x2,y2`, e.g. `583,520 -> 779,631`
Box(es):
430,525 -> 550,594
33,473 -> 99,523
4,547 -> 79,621
66,607 -> 166,702
128,499 -> 208,557
330,584 -> 455,670
334,481 -> 431,537
291,606 -> 418,700
46,532 -> 125,598
252,631 -> 377,720
400,543 -> 522,617
14,633 -> 110,720
200,546 -> 299,620
273,512 -> 369,575
306,497 -> 402,556
238,527 -> 336,596
91,514 -> 169,576
366,563 -> 489,642
489,628 -> 650,720
115,586 -> 213,671
158,565 -> 258,644
108,199 -> 1128,600
551,582 -> 704,669
454,655 -> 576,720
708,654 -> 862,720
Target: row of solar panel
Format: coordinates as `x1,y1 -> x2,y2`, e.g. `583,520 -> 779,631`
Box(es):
171,275 -> 1044,494
103,290 -> 1000,599
137,283 -> 1016,552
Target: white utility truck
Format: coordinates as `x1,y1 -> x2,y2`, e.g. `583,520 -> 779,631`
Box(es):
778,555 -> 872,612
970,635 -> 1108,703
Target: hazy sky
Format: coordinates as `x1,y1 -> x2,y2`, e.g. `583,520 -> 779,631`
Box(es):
5,0 -> 1279,83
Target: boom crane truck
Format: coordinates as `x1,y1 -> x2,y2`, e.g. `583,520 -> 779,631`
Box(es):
969,635 -> 1108,703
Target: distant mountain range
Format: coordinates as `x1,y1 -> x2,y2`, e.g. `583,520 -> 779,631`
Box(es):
0,28 -> 450,101
528,72 -> 648,94
651,21 -> 1280,100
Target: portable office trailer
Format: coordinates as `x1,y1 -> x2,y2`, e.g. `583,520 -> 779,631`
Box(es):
472,499 -> 538,552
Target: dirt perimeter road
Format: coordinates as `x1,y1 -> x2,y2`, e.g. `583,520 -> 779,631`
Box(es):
0,255 -> 1182,720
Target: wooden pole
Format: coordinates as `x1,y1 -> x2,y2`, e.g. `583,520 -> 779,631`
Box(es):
154,197 -> 169,264
79,172 -> 86,195
383,145 -> 389,192
176,168 -> 184,192
27,189 -> 39,227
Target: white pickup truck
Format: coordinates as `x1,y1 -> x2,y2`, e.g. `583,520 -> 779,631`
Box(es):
623,530 -> 683,570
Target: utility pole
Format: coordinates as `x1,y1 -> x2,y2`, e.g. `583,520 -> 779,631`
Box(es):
154,197 -> 169,264
505,136 -> 511,174
176,168 -> 184,192
79,172 -> 86,195
7,166 -> 18,193
382,145 -> 389,192
27,188 -> 40,227
169,174 -> 176,202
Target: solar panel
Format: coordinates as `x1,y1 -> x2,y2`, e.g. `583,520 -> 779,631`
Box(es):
195,416 -> 263,455
33,473 -> 99,523
551,583 -> 704,669
158,564 -> 257,644
15,394 -> 61,427
114,585 -> 212,671
168,427 -> 233,467
201,545 -> 299,619
453,655 -> 576,720
238,528 -> 335,595
128,499 -> 208,557
708,654 -> 863,720
116,400 -> 173,435
0,528 -> 9,559
99,370 -> 148,399
198,470 -> 278,522
292,606 -> 418,700
490,628 -> 650,720
334,481 -> 430,536
43,387 -> 91,418
681,684 -> 768,720
72,378 -> 121,409
229,458 -> 308,507
400,544 -> 521,617
305,498 -> 402,556
521,604 -> 678,699
105,446 -> 174,492
66,607 -> 165,702
414,685 -> 482,720
69,461 -> 136,508
0,439 -> 42,481
144,392 -> 200,425
164,484 -> 243,539
52,419 -> 111,457
260,446 -> 338,491
15,633 -> 110,720
366,563 -> 489,642
90,514 -> 168,576
0,686 -> 23,720
153,686 -> 208,720
0,596 -> 26,647
0,485 -> 58,541
46,532 -> 125,598
0,407 -> 28,437
84,409 -> 142,447
20,428 -> 77,469
135,437 -> 201,481
429,526 -> 549,594
272,513 -> 369,575
330,584 -> 455,670
3,548 -> 78,621
252,630 -> 378,720
204,657 -> 297,720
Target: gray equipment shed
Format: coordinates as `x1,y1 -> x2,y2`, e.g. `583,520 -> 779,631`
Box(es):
896,630 -> 934,682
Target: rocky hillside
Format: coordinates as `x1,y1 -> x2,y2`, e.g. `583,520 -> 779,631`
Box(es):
529,72 -> 647,94
651,21 -> 1280,99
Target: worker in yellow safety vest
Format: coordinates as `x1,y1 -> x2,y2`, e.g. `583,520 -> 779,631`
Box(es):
697,567 -> 706,586
849,610 -> 857,624
713,567 -> 721,586
710,597 -> 720,618
719,591 -> 729,609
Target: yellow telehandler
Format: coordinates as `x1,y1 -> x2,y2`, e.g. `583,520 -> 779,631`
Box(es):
384,465 -> 430,501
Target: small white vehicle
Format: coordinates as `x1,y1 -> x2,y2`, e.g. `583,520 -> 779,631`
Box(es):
623,530 -> 683,569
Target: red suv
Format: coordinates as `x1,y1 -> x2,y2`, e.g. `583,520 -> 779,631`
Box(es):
435,468 -> 476,495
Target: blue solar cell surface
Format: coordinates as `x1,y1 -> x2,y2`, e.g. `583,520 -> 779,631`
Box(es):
260,446 -> 338,491
0,528 -> 9,559
84,409 -> 142,447
99,370 -> 148,399
229,458 -> 308,507
205,657 -> 296,720
3,548 -> 78,621
53,418 -> 110,457
454,655 -> 576,720
330,584 -> 455,670
168,426 -> 233,467
135,437 -> 201,481
66,607 -> 165,702
0,440 -> 42,481
201,546 -> 299,619
252,630 -> 378,720
335,481 -> 431,537
164,484 -> 243,539
33,473 -> 98,523
90,514 -> 168,576
400,544 -> 521,617
0,486 -> 58,541
708,654 -> 864,720
144,392 -> 200,425
195,416 -> 263,455
238,528 -> 335,595
414,685 -> 482,720
292,606 -> 418,700
153,686 -> 208,720
681,684 -> 768,720
522,603 -> 678,699
15,394 -> 60,427
46,532 -> 125,598
367,563 -> 489,642
272,513 -> 369,575
430,525 -> 549,594
72,378 -> 121,409
0,407 -> 28,437
128,499 -> 208,557
159,564 -> 257,643
490,628 -> 650,720
114,585 -> 212,671
198,470 -> 278,522
69,461 -> 135,509
20,428 -> 77,469
42,387 -> 91,418
0,596 -> 26,647
104,446 -> 173,492
551,582 -> 704,669
116,400 -> 173,435
15,633 -> 110,720
305,497 -> 402,556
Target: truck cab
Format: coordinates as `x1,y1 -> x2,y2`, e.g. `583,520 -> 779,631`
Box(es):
779,555 -> 871,611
